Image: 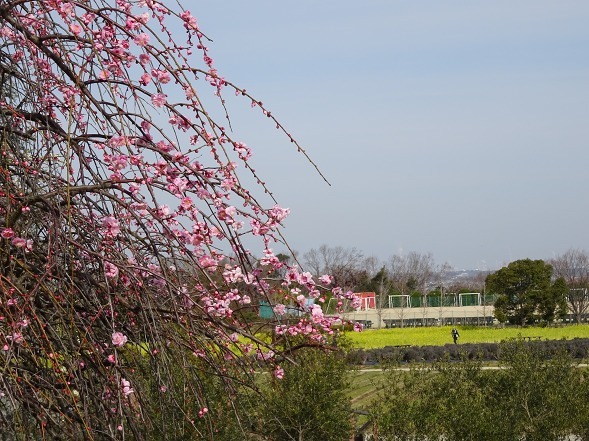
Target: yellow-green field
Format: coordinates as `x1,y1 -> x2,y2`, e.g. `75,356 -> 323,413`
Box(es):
344,324 -> 589,349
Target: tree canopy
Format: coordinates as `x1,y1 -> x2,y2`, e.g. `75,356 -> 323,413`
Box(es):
0,1 -> 355,438
550,248 -> 589,324
486,259 -> 567,326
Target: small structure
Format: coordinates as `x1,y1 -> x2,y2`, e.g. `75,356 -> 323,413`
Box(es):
355,292 -> 376,310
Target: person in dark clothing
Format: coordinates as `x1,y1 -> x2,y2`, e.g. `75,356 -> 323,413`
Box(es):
451,327 -> 459,344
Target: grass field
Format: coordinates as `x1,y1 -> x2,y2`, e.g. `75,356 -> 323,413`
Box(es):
347,369 -> 386,427
344,324 -> 589,349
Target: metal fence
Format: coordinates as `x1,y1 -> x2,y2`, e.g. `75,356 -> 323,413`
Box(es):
383,316 -> 496,328
387,293 -> 499,309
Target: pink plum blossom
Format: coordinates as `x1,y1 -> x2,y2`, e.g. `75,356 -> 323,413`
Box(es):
151,93 -> 167,108
11,237 -> 26,248
180,11 -> 198,30
268,204 -> 290,223
250,219 -> 269,236
319,275 -> 333,285
199,255 -> 218,271
234,142 -> 251,160
104,261 -> 119,279
111,332 -> 128,347
273,366 -> 284,380
151,69 -> 171,84
297,271 -> 314,286
310,304 -> 324,323
121,378 -> 133,396
70,23 -> 83,36
257,350 -> 275,361
101,216 -> 120,237
1,228 -> 14,239
350,295 -> 362,310
134,33 -> 150,46
7,333 -> 24,345
273,304 -> 286,316
139,73 -> 151,85
180,197 -> 192,209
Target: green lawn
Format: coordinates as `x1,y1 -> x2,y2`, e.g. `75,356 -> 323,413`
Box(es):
348,370 -> 384,408
344,324 -> 589,349
348,369 -> 385,427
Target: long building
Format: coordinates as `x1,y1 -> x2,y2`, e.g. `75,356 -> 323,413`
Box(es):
345,304 -> 496,328
344,291 -> 589,328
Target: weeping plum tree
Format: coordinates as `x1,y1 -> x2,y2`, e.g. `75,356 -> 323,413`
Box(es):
0,1 -> 355,439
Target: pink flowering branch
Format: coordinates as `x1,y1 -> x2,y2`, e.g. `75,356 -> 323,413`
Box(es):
0,1 -> 356,438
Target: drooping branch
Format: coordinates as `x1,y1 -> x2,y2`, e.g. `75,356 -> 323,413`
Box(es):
0,2 -> 357,439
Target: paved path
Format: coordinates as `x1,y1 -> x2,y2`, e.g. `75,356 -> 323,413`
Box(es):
356,363 -> 589,372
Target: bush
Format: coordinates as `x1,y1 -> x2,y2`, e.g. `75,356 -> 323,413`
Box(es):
370,341 -> 589,440
259,349 -> 354,441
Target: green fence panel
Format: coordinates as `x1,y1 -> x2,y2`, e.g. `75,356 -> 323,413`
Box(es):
460,293 -> 480,306
389,296 -> 409,308
427,296 -> 441,307
259,301 -> 274,319
410,295 -> 424,308
442,295 -> 457,307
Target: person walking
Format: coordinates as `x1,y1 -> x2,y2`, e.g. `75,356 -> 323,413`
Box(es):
451,327 -> 460,344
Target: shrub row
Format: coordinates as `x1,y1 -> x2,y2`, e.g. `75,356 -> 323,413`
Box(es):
347,337 -> 589,365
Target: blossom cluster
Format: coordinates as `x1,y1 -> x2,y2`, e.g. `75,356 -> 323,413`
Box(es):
1,228 -> 33,253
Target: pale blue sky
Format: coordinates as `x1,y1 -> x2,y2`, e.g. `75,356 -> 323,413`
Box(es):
193,1 -> 589,270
